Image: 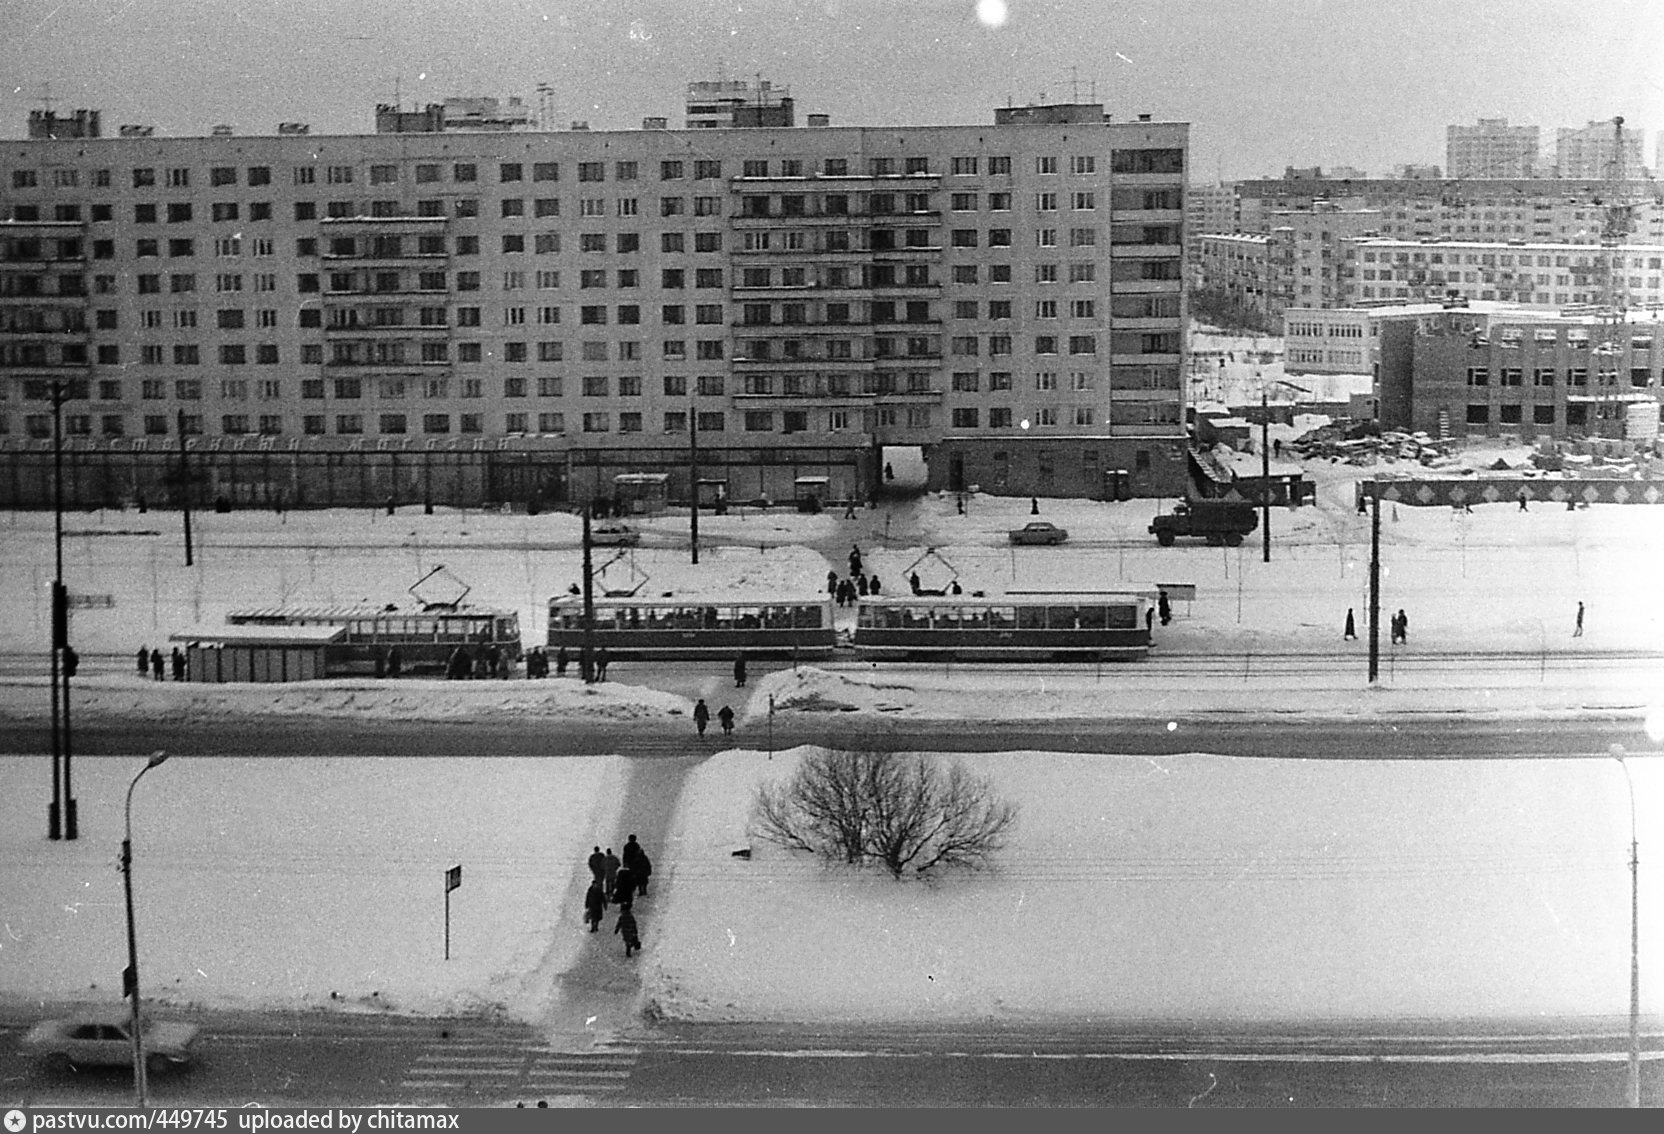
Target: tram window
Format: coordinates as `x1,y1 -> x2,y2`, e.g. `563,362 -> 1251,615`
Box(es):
1076,605 -> 1108,630
988,606 -> 1017,630
738,607 -> 762,628
1107,604 -> 1136,629
883,607 -> 904,629
1047,606 -> 1078,629
1017,607 -> 1047,630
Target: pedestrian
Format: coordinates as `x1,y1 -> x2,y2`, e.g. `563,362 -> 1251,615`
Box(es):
844,499 -> 856,520
856,573 -> 869,597
1158,590 -> 1172,627
1145,607 -> 1155,635
150,648 -> 164,681
621,834 -> 644,871
634,850 -> 651,896
848,544 -> 863,577
869,574 -> 881,595
909,571 -> 922,595
595,646 -> 610,681
614,864 -> 637,906
949,579 -> 962,595
588,845 -> 606,883
956,495 -> 965,515
1518,491 -> 1529,512
603,848 -> 620,897
1344,608 -> 1357,640
583,881 -> 607,933
839,579 -> 855,607
136,645 -> 149,675
474,652 -> 490,679
885,461 -> 895,482
1031,496 -> 1040,515
718,704 -> 735,737
555,645 -> 569,677
1573,601 -> 1584,637
170,646 -> 185,681
694,698 -> 710,736
387,644 -> 403,678
827,570 -> 839,597
734,653 -> 747,687
615,906 -> 640,957
1567,498 -> 1577,512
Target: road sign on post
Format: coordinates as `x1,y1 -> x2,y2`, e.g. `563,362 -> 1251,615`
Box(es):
444,865 -> 462,960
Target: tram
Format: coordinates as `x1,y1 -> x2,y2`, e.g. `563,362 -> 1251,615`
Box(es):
546,594 -> 837,659
853,591 -> 1151,660
225,603 -> 523,674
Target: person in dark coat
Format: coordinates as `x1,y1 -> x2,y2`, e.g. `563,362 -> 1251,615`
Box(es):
694,698 -> 710,736
718,704 -> 735,737
869,575 -> 881,595
613,864 -> 637,906
615,906 -> 640,957
387,645 -> 403,678
949,580 -> 962,595
827,570 -> 839,597
150,648 -> 164,681
137,646 -> 149,675
734,653 -> 747,687
1158,590 -> 1172,627
1343,608 -> 1357,640
909,572 -> 922,595
621,834 -> 644,871
848,544 -> 863,576
447,645 -> 471,680
1031,497 -> 1040,515
634,851 -> 651,896
1573,601 -> 1584,637
603,848 -> 621,896
856,573 -> 869,597
595,646 -> 610,682
583,881 -> 607,932
555,645 -> 569,677
588,845 -> 606,883
170,647 -> 186,681
1145,607 -> 1155,635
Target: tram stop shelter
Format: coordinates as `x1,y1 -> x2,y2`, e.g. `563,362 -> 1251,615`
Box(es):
612,473 -> 670,515
169,624 -> 345,683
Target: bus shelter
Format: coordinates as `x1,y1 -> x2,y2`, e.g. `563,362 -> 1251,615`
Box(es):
612,472 -> 670,515
169,624 -> 345,683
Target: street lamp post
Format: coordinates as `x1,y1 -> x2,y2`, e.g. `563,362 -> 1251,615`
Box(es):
1612,749 -> 1641,1107
123,751 -> 168,1107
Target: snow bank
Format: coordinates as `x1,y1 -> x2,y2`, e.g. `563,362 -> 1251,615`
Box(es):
645,747 -> 1660,1026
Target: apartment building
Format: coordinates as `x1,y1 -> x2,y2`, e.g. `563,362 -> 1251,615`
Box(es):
1351,239 -> 1664,309
0,101 -> 1191,506
1183,182 -> 1235,263
1554,119 -> 1646,179
1283,299 -> 1533,375
1446,118 -> 1539,179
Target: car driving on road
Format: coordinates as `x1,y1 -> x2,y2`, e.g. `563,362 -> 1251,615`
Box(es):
590,522 -> 641,546
1007,521 -> 1070,545
23,1012 -> 200,1074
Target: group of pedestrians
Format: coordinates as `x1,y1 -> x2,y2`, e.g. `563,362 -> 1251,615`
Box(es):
444,643 -> 512,680
829,570 -> 880,607
692,698 -> 736,738
584,836 -> 652,957
136,645 -> 185,682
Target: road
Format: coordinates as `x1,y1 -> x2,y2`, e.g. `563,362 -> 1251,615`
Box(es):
1,1012 -> 1656,1107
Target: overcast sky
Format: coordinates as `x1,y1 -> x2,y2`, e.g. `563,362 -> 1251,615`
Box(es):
3,0 -> 1661,180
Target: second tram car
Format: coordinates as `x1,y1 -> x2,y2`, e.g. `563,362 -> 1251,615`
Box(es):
853,592 -> 1151,660
546,595 -> 837,659
226,604 -> 523,675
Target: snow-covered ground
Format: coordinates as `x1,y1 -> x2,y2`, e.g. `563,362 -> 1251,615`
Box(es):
2,473 -> 1662,1033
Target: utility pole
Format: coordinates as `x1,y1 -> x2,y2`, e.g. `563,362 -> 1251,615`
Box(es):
48,380 -> 64,840
1368,489 -> 1381,683
176,409 -> 194,567
688,401 -> 700,564
580,503 -> 596,683
1260,386 -> 1272,563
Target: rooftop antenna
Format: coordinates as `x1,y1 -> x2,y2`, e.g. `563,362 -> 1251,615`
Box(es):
392,75 -> 401,111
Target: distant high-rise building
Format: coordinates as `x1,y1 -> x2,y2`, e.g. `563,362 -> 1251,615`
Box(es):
1446,118 -> 1538,178
1554,119 -> 1645,179
375,96 -> 534,134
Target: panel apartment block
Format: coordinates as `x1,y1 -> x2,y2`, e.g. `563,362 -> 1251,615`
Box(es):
0,106 -> 1189,505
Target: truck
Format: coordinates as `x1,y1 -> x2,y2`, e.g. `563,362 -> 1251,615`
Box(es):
1148,499 -> 1259,547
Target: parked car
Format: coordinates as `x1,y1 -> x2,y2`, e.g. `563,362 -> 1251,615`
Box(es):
1008,521 -> 1070,545
590,522 -> 641,547
23,1013 -> 200,1074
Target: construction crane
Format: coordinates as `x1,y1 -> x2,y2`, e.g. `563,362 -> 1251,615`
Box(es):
1593,116 -> 1636,439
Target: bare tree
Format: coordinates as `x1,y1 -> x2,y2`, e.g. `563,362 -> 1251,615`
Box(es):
752,749 -> 1017,880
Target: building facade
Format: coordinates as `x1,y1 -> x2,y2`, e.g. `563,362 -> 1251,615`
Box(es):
1446,118 -> 1539,179
1554,119 -> 1646,179
1351,238 -> 1664,309
0,103 -> 1191,507
1378,309 -> 1663,440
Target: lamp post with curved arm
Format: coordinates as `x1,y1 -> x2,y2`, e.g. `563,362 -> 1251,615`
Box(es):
123,751 -> 168,1106
1613,750 -> 1640,1107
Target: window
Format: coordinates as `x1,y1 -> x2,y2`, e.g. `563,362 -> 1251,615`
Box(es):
1068,335 -> 1097,355
1071,191 -> 1095,211
694,232 -> 721,251
988,229 -> 1012,247
1036,192 -> 1057,211
695,268 -> 723,288
1466,367 -> 1489,387
538,412 -> 565,433
1037,156 -> 1058,175
950,229 -> 978,248
578,162 -> 604,183
694,197 -> 721,217
582,412 -> 610,433
952,156 -> 979,176
1466,403 -> 1489,425
744,411 -> 774,432
1071,155 -> 1096,174
501,198 -> 525,218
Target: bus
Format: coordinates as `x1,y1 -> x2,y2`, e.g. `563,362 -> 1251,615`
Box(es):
546,595 -> 837,659
853,592 -> 1150,660
225,604 -> 523,675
